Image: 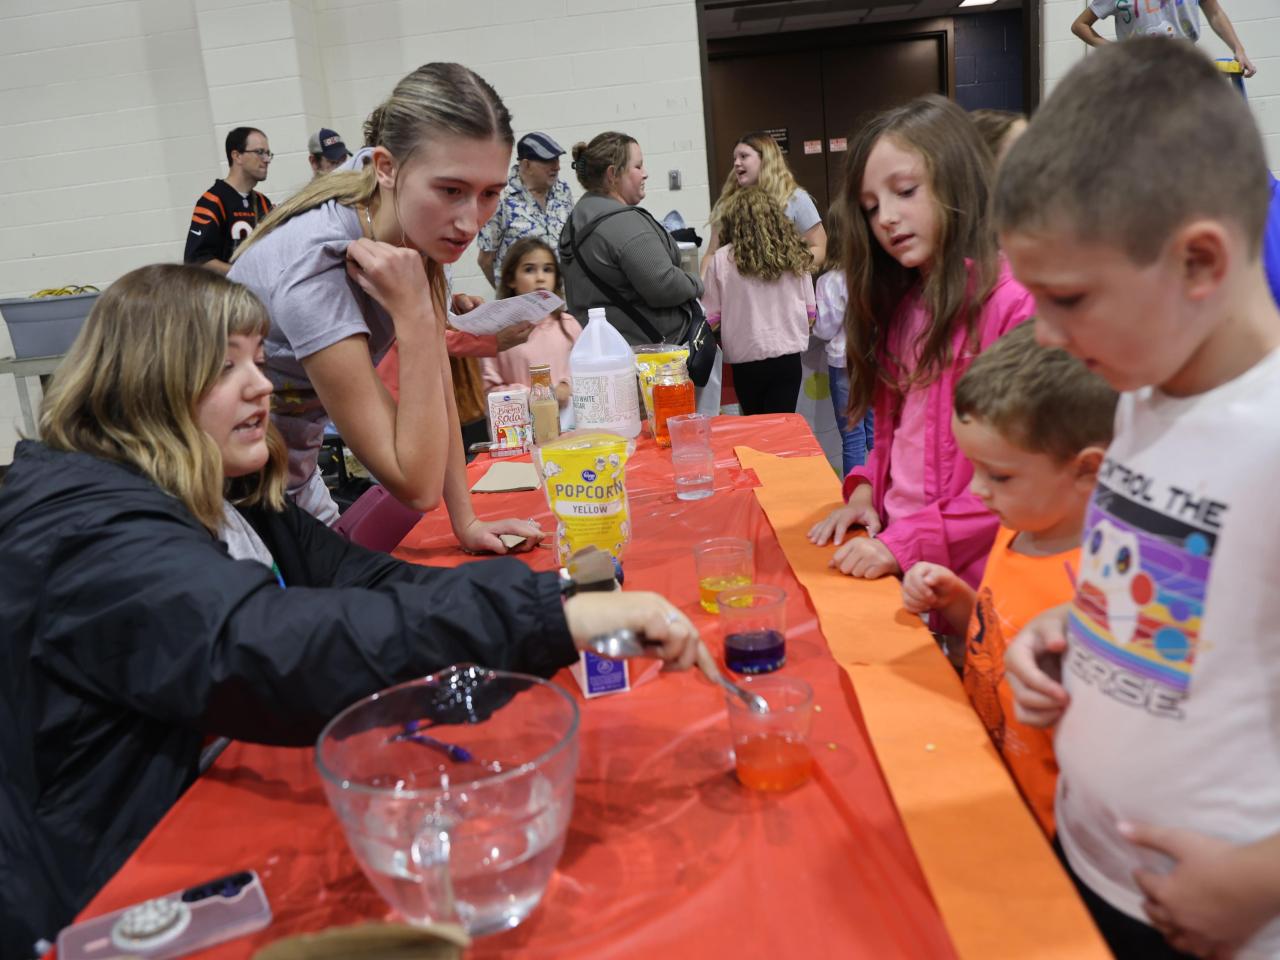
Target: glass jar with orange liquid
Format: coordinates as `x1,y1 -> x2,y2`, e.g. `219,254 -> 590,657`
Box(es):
651,360 -> 695,448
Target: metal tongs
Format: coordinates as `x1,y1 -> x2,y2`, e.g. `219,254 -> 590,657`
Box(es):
585,629 -> 770,714
568,547 -> 768,714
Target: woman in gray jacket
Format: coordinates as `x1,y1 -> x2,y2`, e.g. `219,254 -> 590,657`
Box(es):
559,131 -> 703,347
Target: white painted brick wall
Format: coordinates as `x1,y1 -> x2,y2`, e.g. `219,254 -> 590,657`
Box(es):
311,0 -> 710,298
7,0 -> 1275,461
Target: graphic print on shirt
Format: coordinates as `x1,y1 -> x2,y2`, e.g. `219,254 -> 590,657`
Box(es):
1105,0 -> 1200,39
965,589 -> 1006,746
1069,456 -> 1223,717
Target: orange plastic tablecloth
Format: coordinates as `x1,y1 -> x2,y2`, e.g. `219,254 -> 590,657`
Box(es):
58,416 -> 1094,958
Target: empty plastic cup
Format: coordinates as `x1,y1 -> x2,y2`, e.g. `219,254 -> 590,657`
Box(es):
667,413 -> 714,501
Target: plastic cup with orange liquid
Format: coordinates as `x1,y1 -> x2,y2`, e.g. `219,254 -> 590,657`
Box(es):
726,675 -> 813,792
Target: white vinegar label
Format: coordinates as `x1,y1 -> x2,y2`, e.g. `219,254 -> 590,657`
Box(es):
572,372 -> 639,428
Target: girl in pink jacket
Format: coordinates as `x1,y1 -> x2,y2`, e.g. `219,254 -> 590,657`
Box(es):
808,95 -> 1034,590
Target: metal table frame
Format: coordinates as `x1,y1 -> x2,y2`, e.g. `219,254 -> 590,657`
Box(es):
0,355 -> 62,438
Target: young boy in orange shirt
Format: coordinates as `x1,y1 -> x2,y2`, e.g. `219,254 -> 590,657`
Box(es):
901,323 -> 1117,835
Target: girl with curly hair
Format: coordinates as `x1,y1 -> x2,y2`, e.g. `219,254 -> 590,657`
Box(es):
706,131 -> 827,273
700,186 -> 816,415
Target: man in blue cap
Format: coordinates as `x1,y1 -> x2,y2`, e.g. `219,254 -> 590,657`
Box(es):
307,127 -> 350,178
477,131 -> 575,288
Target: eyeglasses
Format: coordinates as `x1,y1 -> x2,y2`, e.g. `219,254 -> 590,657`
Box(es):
241,149 -> 273,160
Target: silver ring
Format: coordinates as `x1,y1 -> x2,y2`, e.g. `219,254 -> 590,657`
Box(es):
665,611 -> 680,625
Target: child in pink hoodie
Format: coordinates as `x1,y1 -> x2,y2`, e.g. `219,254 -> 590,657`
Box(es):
807,95 -> 1034,592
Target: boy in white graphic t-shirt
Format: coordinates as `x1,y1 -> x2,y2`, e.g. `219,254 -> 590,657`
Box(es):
996,39 -> 1280,960
1073,0 -> 1257,78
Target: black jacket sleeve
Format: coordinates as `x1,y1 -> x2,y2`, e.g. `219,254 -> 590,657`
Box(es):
32,505 -> 578,748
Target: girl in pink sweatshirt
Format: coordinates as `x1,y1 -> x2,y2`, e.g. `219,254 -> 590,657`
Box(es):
480,237 -> 582,430
807,95 -> 1034,590
701,187 -> 816,415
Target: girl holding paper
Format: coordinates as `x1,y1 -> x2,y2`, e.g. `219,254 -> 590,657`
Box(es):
481,237 -> 582,430
228,62 -> 540,553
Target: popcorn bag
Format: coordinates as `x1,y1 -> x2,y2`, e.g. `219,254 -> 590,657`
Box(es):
535,432 -> 635,566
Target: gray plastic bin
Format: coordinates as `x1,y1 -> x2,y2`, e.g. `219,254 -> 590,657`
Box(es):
0,290 -> 99,359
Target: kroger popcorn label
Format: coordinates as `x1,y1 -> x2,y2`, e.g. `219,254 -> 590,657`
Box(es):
536,432 -> 634,564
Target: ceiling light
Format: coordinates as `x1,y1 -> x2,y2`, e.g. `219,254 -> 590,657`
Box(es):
958,0 -> 999,6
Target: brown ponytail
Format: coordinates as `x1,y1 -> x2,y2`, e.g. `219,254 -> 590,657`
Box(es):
571,131 -> 636,194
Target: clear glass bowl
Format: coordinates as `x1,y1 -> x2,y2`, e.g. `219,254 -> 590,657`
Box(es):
316,664 -> 580,936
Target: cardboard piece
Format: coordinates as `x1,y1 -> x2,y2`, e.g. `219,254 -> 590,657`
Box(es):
470,460 -> 541,493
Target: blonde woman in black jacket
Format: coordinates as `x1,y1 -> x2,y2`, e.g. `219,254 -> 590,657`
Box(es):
0,265 -> 699,955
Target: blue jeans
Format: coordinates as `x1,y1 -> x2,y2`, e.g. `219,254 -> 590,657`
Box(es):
828,364 -> 873,477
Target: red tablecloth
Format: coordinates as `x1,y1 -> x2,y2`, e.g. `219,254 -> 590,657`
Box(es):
61,416 -> 959,958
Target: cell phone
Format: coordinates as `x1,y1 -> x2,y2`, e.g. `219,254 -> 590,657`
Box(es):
57,870 -> 271,960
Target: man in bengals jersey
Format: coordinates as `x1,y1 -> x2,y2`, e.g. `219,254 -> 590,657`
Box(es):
184,126 -> 273,275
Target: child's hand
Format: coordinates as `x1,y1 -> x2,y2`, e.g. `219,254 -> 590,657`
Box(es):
1125,822 -> 1280,957
830,537 -> 899,579
1004,605 -> 1071,727
808,486 -> 880,546
555,381 -> 572,407
901,562 -> 962,614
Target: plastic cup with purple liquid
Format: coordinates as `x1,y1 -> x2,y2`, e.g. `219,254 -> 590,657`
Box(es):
717,583 -> 787,674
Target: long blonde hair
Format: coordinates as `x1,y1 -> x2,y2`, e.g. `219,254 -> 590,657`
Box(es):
710,132 -> 801,229
841,95 -> 998,420
39,265 -> 288,532
233,62 -> 514,314
718,187 -> 812,281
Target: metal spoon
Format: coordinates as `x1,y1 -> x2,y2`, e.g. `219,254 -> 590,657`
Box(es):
585,630 -> 770,714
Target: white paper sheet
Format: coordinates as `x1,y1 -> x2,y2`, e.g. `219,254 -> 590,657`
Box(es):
448,290 -> 565,336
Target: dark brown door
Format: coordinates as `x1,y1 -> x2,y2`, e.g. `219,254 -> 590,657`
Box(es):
706,22 -> 951,219
707,50 -> 829,212
820,37 -> 948,203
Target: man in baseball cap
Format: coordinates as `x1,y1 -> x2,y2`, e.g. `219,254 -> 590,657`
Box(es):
477,132 -> 575,287
307,128 -> 350,178
516,131 -> 565,163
